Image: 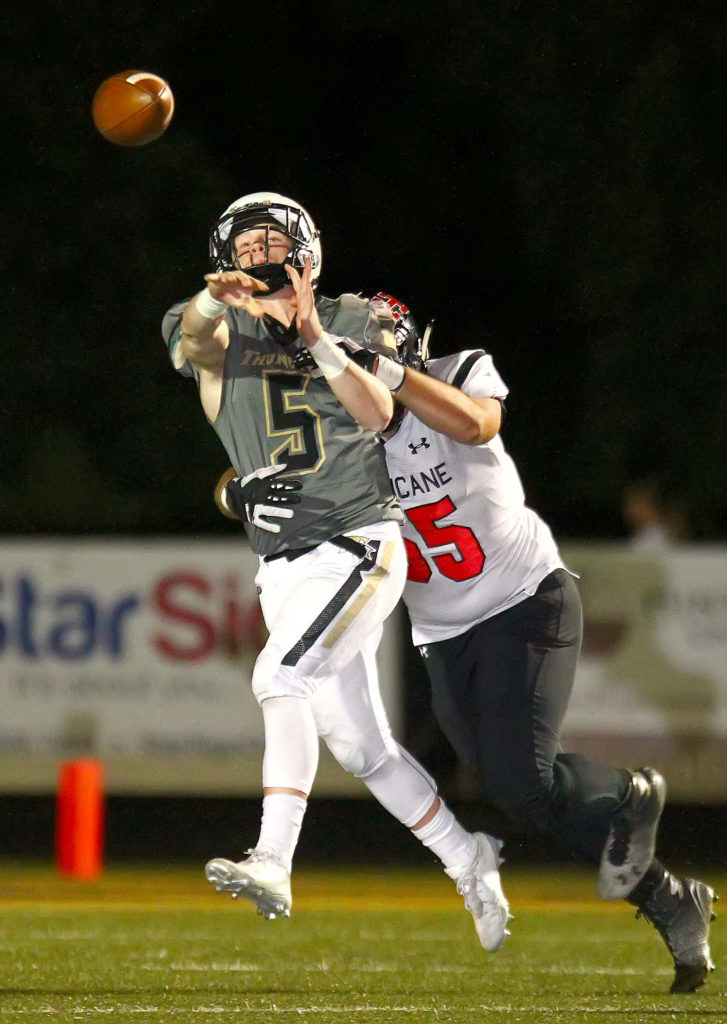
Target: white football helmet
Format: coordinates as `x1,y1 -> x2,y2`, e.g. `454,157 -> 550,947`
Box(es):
209,191 -> 322,292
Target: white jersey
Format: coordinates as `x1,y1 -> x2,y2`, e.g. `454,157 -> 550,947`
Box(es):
384,350 -> 565,645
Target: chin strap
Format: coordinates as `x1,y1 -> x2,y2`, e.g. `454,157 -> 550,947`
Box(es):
246,263 -> 291,296
262,314 -> 299,347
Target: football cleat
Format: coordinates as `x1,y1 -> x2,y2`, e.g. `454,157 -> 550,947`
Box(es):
205,849 -> 292,920
598,767 -> 666,900
445,832 -> 511,952
636,874 -> 717,993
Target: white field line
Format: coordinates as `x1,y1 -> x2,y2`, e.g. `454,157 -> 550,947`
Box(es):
136,960 -> 668,976
0,1008 -> 444,1016
0,1003 -> 704,1015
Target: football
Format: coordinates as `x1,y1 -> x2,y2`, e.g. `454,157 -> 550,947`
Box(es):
92,70 -> 174,146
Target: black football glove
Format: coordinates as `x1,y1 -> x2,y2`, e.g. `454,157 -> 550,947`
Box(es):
222,464 -> 302,533
291,346 -> 317,373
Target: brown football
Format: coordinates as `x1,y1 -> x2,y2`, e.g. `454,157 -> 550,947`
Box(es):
92,70 -> 174,146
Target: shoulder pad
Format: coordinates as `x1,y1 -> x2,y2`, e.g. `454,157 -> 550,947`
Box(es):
451,350 -> 488,390
161,298 -> 190,344
366,296 -> 396,328
336,292 -> 369,313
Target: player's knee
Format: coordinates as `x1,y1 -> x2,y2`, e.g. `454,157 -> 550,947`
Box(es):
324,729 -> 391,778
252,648 -> 308,704
505,791 -> 554,828
251,656 -> 278,704
488,769 -> 558,829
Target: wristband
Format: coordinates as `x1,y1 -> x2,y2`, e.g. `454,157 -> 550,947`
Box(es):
195,289 -> 228,320
375,355 -> 406,393
308,332 -> 350,380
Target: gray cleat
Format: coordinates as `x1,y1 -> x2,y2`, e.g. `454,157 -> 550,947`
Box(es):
598,767 -> 666,900
636,873 -> 717,993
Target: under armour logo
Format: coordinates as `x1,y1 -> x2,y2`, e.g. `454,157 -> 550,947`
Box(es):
408,438 -> 430,454
419,645 -> 429,659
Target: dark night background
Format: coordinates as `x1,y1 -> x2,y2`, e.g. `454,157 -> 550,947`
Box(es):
2,2 -> 726,862
4,0 -> 726,541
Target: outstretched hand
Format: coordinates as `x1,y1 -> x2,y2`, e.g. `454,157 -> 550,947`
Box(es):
285,258 -> 323,348
204,270 -> 269,319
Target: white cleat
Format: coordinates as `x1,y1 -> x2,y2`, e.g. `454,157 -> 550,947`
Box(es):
446,833 -> 511,952
205,849 -> 292,920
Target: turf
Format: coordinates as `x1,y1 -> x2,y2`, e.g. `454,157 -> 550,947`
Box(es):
0,863 -> 723,1023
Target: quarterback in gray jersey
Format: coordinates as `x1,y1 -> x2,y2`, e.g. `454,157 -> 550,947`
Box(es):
162,288 -> 401,558
369,297 -> 716,994
163,193 -> 509,951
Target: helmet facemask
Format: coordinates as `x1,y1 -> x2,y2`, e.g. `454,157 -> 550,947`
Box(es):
369,292 -> 434,435
209,194 -> 322,296
370,292 -> 432,373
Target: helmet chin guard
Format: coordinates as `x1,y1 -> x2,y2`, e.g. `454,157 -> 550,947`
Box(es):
209,191 -> 322,293
243,260 -> 291,294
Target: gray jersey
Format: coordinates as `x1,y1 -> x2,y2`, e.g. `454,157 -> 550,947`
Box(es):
162,293 -> 402,556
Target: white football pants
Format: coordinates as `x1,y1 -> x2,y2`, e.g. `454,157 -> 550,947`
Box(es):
252,520 -> 438,825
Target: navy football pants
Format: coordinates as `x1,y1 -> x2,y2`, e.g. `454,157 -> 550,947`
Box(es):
419,568 -> 632,863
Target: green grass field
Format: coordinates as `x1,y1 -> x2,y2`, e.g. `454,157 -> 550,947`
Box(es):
0,862 -> 723,1023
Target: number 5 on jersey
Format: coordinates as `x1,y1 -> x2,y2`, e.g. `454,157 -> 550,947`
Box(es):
404,497 -> 485,583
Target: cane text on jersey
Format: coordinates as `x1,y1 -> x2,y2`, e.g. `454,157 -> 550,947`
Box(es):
390,461 -> 452,500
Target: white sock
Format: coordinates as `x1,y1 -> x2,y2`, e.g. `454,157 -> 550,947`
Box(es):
412,800 -> 478,874
257,793 -> 307,873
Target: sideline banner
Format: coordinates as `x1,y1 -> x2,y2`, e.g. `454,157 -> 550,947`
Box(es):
0,539 -> 401,795
1,540 -> 726,800
560,543 -> 727,802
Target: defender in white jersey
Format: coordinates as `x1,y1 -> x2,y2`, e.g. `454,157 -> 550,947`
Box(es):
384,348 -> 563,643
367,296 -> 716,994
164,193 -> 509,951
